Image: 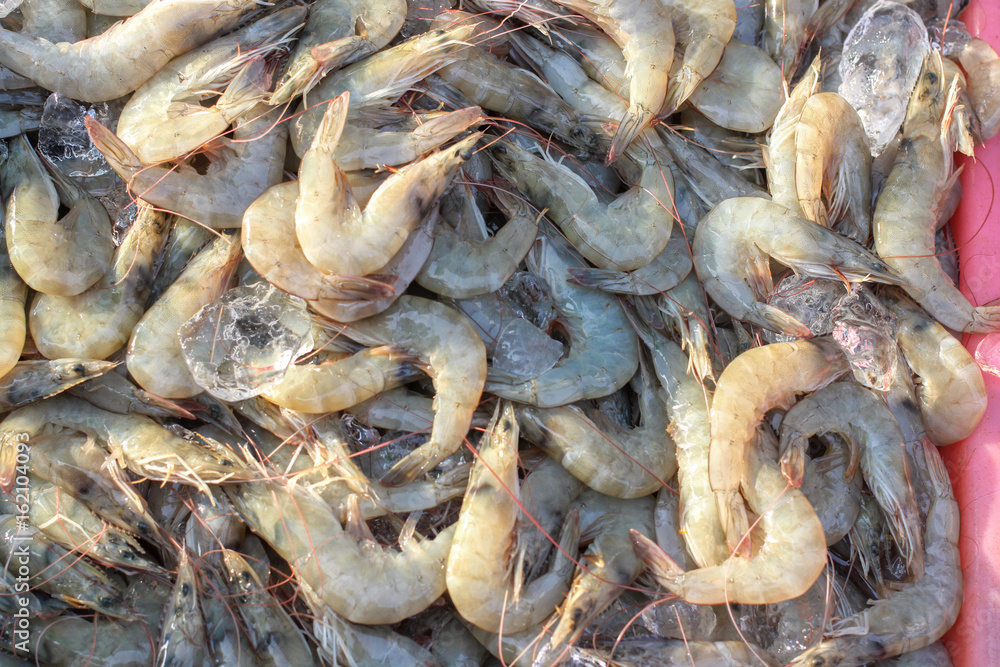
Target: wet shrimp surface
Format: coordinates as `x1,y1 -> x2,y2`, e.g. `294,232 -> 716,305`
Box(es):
0,0 -> 993,664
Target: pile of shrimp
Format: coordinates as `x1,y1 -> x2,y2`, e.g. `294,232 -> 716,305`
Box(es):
0,0 -> 995,663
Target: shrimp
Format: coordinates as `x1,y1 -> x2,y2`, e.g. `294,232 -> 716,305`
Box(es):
656,271 -> 715,381
516,358 -> 677,498
531,490 -> 655,666
294,94 -> 478,277
198,565 -> 259,666
116,8 -> 303,165
0,396 -> 254,493
0,210 -> 27,377
221,549 -> 317,666
764,0 -> 818,76
765,53 -> 822,216
658,129 -> 768,207
567,222 -> 691,295
661,0 -> 737,115
885,289 -> 987,445
157,550 -> 208,667
416,189 -> 540,299
76,0 -> 155,16
0,514 -> 128,618
0,359 -> 116,409
709,338 -> 848,557
29,205 -> 170,360
435,45 -> 604,160
958,38 -> 1000,140
693,197 -> 903,337
289,25 -> 476,154
874,54 -> 1000,332
0,108 -> 42,138
326,295 -> 486,486
149,218 -> 214,304
779,382 -> 924,576
261,347 -> 421,414
446,402 -> 580,634
88,105 -> 287,230
21,0 -> 87,43
796,438 -> 863,546
126,234 -> 241,399
632,426 -> 826,605
791,439 -> 961,666
687,39 -> 784,133
226,476 -> 456,625
570,639 -> 778,666
28,479 -> 163,573
484,223 -> 640,408
0,0 -> 261,102
795,92 -> 872,242
549,0 -> 673,163
630,312 -> 728,568
270,0 -> 405,105
0,135 -> 113,296
491,140 -> 674,272
344,387 -> 444,433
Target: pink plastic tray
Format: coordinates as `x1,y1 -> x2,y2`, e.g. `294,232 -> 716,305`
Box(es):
940,2 -> 1000,664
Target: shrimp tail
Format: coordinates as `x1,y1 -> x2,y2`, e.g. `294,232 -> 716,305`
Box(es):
215,56 -> 271,120
629,529 -> 685,590
380,448 -> 438,488
970,301 -> 1000,333
567,267 -> 630,292
779,433 -> 807,488
310,91 -> 351,153
85,116 -> 142,177
716,490 -> 752,559
411,106 -> 484,142
607,104 -> 654,166
270,36 -> 371,105
755,303 -> 813,338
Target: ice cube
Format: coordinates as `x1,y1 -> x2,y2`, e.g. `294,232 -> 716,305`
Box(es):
763,274 -> 843,344
491,317 -> 564,380
830,286 -> 899,391
179,282 -> 314,401
927,17 -> 971,56
839,0 -> 929,156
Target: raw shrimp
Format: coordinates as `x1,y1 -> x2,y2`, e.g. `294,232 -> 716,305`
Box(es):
158,550 -> 208,666
295,94 -> 478,277
270,0 -> 405,105
492,140 -> 674,272
764,0 -> 818,76
0,514 -> 128,618
570,639 -> 778,666
149,218 -> 214,304
549,0 -> 674,163
658,128 -> 768,207
199,565 -> 259,666
765,53 -> 822,216
416,189 -> 539,299
516,359 -> 677,498
327,295 -> 486,486
435,45 -> 604,160
77,0 -> 156,16
567,226 -> 692,296
795,92 -> 872,241
958,38 -> 1000,140
226,476 -> 456,625
126,233 -> 241,399
88,105 -> 287,229
29,206 -> 170,360
693,197 -> 903,336
632,427 -> 826,605
796,441 -> 863,546
709,338 -> 848,557
261,347 -> 421,414
0,108 -> 42,138
656,270 -> 715,381
221,549 -> 317,665
446,402 -> 580,634
779,382 -> 924,575
21,0 -> 87,43
630,313 -> 728,568
791,439 -> 961,666
116,7 -> 304,164
289,25 -> 476,154
661,0 -> 737,115
0,215 -> 27,377
0,396 -> 253,492
875,54 -> 1000,332
0,359 -> 116,409
484,224 -> 640,408
885,289 -> 987,445
69,370 -> 191,419
687,39 -> 784,133
345,388 -> 445,433
1,135 -> 113,296
0,0 -> 261,101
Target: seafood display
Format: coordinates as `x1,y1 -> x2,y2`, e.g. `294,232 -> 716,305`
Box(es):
0,0 -> 996,665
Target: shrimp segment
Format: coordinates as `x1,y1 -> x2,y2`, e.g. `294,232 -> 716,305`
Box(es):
709,339 -> 848,557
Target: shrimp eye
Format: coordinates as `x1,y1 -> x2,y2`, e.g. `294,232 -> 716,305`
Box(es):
181,583 -> 191,596
73,364 -> 86,375
926,71 -> 938,85
100,596 -> 116,607
495,145 -> 507,155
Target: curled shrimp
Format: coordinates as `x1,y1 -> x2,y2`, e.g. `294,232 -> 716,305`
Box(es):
227,475 -> 456,625
779,382 -> 924,577
632,426 -> 826,605
0,0 -> 261,101
874,53 -> 1000,332
709,338 -> 848,557
491,140 -> 674,272
29,205 -> 170,361
693,197 -> 903,337
795,92 -> 872,242
446,402 -> 580,634
791,439 -> 961,666
886,289 -> 987,445
661,0 -> 737,116
327,294 -> 487,487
